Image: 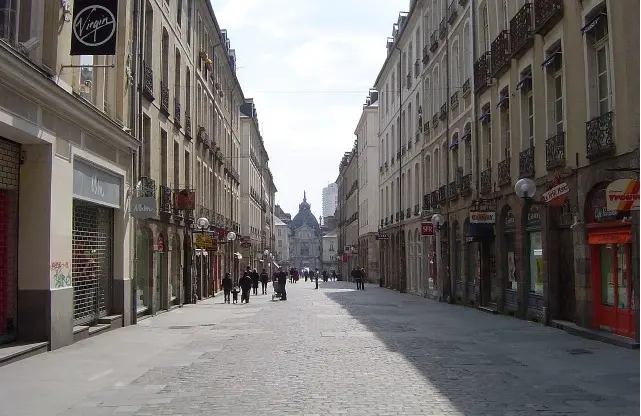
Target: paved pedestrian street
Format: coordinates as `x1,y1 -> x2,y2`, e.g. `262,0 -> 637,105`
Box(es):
0,282 -> 638,416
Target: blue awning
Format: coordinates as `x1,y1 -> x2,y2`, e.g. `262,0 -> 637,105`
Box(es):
460,131 -> 471,141
478,111 -> 490,123
542,51 -> 561,68
496,96 -> 509,108
516,76 -> 531,91
449,138 -> 459,149
465,223 -> 495,242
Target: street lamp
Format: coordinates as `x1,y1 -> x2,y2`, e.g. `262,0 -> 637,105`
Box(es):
431,213 -> 445,300
227,231 -> 237,281
192,217 -> 210,304
514,178 -> 537,201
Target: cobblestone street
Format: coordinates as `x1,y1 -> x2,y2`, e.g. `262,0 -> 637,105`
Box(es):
0,281 -> 638,416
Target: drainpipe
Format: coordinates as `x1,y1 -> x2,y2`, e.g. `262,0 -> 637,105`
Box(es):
394,44 -> 405,293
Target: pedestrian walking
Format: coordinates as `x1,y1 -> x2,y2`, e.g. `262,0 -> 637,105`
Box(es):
239,272 -> 253,304
315,270 -> 319,289
260,269 -> 269,294
359,267 -> 366,291
251,268 -> 260,295
277,267 -> 287,300
222,272 -> 233,304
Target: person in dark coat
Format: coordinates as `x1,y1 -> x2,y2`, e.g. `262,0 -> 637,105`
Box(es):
277,267 -> 287,301
358,267 -> 366,290
222,272 -> 233,304
260,269 -> 269,295
251,268 -> 260,295
315,269 -> 319,289
239,272 -> 253,304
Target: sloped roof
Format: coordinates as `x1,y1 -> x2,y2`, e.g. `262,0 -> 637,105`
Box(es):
288,191 -> 321,236
274,216 -> 287,226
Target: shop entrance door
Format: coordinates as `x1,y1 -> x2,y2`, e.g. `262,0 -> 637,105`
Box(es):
154,252 -> 165,312
592,243 -> 635,338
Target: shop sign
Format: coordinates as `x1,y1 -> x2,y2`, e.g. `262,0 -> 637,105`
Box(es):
588,230 -> 633,245
194,233 -> 217,250
421,222 -> 434,236
130,196 -> 156,219
606,179 -> 639,211
542,182 -> 569,207
504,210 -> 516,230
73,159 -> 121,208
155,234 -> 165,252
470,211 -> 496,224
174,189 -> 195,210
376,233 -> 390,240
70,0 -> 119,56
526,205 -> 541,228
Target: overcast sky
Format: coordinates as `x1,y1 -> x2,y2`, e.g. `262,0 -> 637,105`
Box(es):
211,0 -> 406,217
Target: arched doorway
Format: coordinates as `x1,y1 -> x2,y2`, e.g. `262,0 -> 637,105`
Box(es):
170,234 -> 181,305
135,227 -> 152,316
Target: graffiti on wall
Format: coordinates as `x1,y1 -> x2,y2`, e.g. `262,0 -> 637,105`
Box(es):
51,261 -> 72,288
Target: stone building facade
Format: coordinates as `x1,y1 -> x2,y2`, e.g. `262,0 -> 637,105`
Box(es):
288,194 -> 322,271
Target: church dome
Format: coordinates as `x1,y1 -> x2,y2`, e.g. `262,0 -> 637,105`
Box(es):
289,191 -> 320,235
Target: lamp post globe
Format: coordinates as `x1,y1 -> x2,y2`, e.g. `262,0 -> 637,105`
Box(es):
514,178 -> 536,199
431,213 -> 444,226
196,217 -> 209,230
226,231 -> 237,241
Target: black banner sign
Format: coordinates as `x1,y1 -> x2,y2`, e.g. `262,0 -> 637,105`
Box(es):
70,0 -> 119,56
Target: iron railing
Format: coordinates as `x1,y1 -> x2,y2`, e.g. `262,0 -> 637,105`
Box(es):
586,112 -> 615,159
498,159 -> 511,186
510,3 -> 534,58
474,52 -> 491,93
545,131 -> 566,170
519,147 -> 535,178
160,82 -> 170,115
490,30 -> 510,78
143,62 -> 154,100
480,168 -> 492,195
534,0 -> 563,36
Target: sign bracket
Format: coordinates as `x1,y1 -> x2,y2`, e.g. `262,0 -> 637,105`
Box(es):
60,64 -> 116,69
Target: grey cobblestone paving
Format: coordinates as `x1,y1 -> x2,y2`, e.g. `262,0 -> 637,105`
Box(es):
0,281 -> 638,416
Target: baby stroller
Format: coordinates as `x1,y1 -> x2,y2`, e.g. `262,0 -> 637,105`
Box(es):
272,280 -> 284,301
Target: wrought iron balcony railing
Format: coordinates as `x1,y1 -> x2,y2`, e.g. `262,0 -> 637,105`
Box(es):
406,72 -> 412,89
406,208 -> 412,218
422,45 -> 430,64
431,190 -> 439,207
423,121 -> 430,134
480,168 -> 492,195
462,79 -> 471,96
498,158 -> 511,186
198,205 -> 211,220
143,62 -> 154,100
490,30 -> 510,78
510,3 -> 534,58
430,31 -> 439,52
432,113 -> 439,128
439,103 -> 447,120
160,82 -> 170,116
460,174 -> 472,195
184,112 -> 192,138
450,91 -> 459,109
422,194 -> 431,211
586,112 -> 615,159
474,52 -> 491,93
448,181 -> 458,200
519,147 -> 535,178
438,185 -> 447,203
534,0 -> 563,36
173,99 -> 181,127
545,131 -> 566,170
414,60 -> 420,78
414,204 -> 420,216
447,1 -> 458,24
439,18 -> 447,40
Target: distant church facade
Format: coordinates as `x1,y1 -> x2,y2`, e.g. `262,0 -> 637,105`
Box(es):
278,193 -> 321,271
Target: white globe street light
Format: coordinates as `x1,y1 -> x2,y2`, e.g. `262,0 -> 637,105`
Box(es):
226,231 -> 237,241
431,213 -> 444,227
196,217 -> 210,230
514,178 -> 537,199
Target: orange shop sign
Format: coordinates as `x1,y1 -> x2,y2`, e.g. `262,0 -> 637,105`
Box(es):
470,211 -> 496,224
606,179 -> 639,212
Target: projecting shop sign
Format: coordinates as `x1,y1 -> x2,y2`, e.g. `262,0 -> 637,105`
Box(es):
70,0 -> 119,56
470,211 -> 496,224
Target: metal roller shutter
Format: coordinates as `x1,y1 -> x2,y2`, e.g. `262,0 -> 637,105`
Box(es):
0,138 -> 19,337
72,200 -> 114,325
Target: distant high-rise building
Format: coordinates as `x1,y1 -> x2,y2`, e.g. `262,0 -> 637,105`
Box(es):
321,184 -> 338,221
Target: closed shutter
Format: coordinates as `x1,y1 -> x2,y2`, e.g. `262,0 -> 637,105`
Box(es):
72,200 -> 113,325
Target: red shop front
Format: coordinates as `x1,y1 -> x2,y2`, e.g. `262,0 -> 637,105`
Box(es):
586,185 -> 635,339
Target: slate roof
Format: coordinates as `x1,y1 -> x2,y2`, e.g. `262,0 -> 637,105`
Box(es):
288,191 -> 321,236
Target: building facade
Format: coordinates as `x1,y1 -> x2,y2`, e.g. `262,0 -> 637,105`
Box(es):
0,0 -> 139,349
367,0 -> 639,341
356,91 -> 381,283
322,231 -> 339,273
288,193 -> 322,271
274,216 -> 290,268
336,148 -> 359,279
322,183 -> 338,220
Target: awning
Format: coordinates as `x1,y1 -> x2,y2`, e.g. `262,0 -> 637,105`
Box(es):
542,51 -> 561,68
478,111 -> 490,123
465,223 -> 495,242
588,229 -> 632,245
516,76 -> 531,91
449,138 -> 459,149
460,131 -> 471,141
581,14 -> 602,33
234,252 -> 243,259
496,96 -> 509,108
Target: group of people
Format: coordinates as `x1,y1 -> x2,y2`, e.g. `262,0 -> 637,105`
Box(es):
221,267 -> 270,304
351,267 -> 367,290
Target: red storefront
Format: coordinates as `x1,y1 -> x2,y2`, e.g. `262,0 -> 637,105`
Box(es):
586,183 -> 636,339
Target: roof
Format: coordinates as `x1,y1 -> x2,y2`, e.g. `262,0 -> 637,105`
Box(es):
274,216 -> 287,226
288,192 -> 321,236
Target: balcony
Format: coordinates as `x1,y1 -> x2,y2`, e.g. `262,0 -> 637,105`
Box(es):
380,165 -> 384,173
510,3 -> 534,59
395,212 -> 400,222
458,0 -> 468,5
385,161 -> 388,170
431,191 -> 439,207
430,31 -> 439,52
423,121 -> 430,134
198,205 -> 211,220
586,112 -> 615,159
385,218 -> 389,226
460,173 -> 472,196
400,210 -> 405,221
159,82 -> 170,116
439,19 -> 447,40
422,194 -> 431,211
391,156 -> 395,165
448,181 -> 458,200
380,219 -> 384,228
406,72 -> 412,89
390,214 -> 394,224
397,150 -> 401,159
143,61 -> 154,100
534,0 -> 563,36
159,185 -> 172,214
170,100 -> 181,130
474,52 -> 491,93
439,103 -> 447,120
415,131 -> 420,143
480,168 -> 492,195
490,30 -> 510,78
414,204 -> 420,216
184,112 -> 192,138
450,91 -> 459,109
519,147 -> 535,178
401,144 -> 406,156
422,45 -> 430,64
498,158 -> 511,186
462,79 -> 471,97
408,140 -> 412,150
545,131 -> 566,170
197,126 -> 208,144
447,1 -> 458,24
438,186 -> 447,203
414,60 -> 420,78
406,208 -> 412,218
432,113 -> 439,128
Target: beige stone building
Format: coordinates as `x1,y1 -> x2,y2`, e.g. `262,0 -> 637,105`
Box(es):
337,148 -> 359,279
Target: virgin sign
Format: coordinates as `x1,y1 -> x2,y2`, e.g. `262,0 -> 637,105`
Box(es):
70,0 -> 119,56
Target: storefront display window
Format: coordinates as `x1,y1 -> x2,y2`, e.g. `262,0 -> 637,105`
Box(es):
600,245 -> 614,305
617,245 -> 628,309
528,231 -> 543,294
